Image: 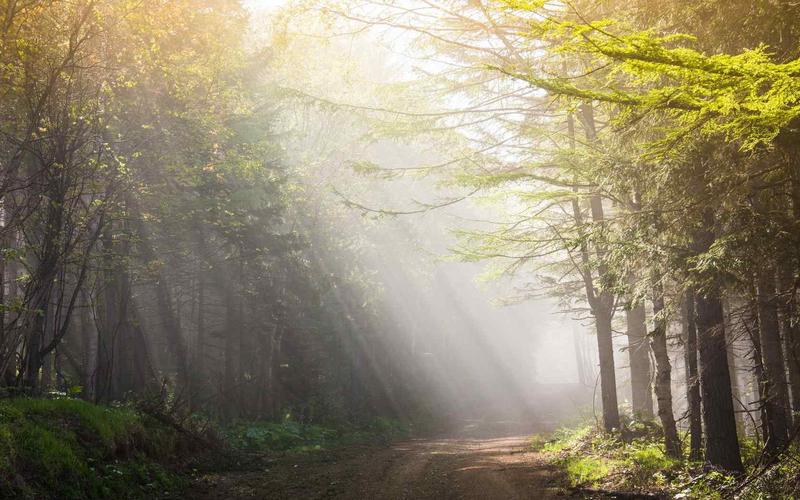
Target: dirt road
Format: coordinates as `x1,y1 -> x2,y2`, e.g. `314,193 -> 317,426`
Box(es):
189,436 -> 571,499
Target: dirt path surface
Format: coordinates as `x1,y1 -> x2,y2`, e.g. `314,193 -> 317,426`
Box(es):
189,436 -> 571,499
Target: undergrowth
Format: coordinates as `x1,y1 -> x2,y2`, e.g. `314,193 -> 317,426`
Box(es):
0,397 -> 192,499
222,415 -> 411,454
0,396 -> 413,499
531,418 -> 800,498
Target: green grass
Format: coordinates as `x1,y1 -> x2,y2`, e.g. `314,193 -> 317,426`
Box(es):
564,456 -> 610,487
532,420 -> 684,493
530,419 -> 800,498
0,397 -> 186,499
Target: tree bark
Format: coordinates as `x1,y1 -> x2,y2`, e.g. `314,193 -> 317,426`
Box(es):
693,211 -> 743,472
569,105 -> 620,432
777,266 -> 800,423
595,304 -> 621,431
650,277 -> 681,458
625,298 -> 654,418
683,289 -> 703,461
756,267 -> 791,455
696,291 -> 744,472
722,300 -> 746,435
223,291 -> 238,422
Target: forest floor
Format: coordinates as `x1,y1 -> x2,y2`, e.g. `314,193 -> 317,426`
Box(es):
187,435 -> 576,499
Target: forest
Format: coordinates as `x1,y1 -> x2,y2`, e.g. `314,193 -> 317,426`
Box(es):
1,0 -> 800,498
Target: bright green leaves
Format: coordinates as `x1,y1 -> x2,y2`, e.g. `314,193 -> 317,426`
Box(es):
497,4 -> 800,154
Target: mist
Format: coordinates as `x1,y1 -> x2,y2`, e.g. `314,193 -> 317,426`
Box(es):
2,0 -> 798,498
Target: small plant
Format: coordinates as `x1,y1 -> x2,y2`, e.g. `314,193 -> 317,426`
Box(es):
622,443 -> 677,489
565,456 -> 610,487
541,424 -> 594,453
528,433 -> 548,451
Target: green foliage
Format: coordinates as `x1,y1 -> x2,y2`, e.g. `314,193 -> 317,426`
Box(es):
223,420 -> 336,452
540,425 -> 594,453
737,458 -> 800,499
675,470 -> 736,499
535,421 -> 690,493
528,433 -> 548,451
0,398 -> 185,499
622,443 -> 677,489
501,2 -> 800,153
564,456 -> 610,487
222,417 -> 411,454
533,422 -> 800,496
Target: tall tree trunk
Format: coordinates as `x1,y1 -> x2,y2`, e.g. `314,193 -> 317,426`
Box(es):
695,290 -> 744,472
192,271 -> 205,410
79,290 -> 97,400
572,325 -> 590,387
1,228 -> 17,386
683,289 -> 703,461
0,206 -> 6,386
94,225 -> 118,402
756,267 -> 791,455
223,289 -> 239,422
722,300 -> 746,435
569,106 -> 620,431
744,299 -> 769,444
777,266 -> 800,423
22,293 -> 46,389
625,296 -> 654,418
595,301 -> 620,431
693,211 -> 743,472
650,276 -> 681,458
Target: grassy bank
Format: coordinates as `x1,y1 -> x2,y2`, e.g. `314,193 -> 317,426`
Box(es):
0,397 -> 198,499
531,420 -> 800,499
0,397 -> 413,499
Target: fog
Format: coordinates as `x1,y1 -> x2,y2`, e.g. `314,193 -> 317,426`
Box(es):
253,2 -> 603,430
6,1 -> 795,495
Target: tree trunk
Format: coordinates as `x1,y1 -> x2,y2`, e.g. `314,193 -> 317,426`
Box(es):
1,228 -> 17,386
625,298 -> 654,418
722,299 -> 746,435
595,304 -> 621,431
223,291 -> 238,422
192,272 -> 206,410
650,277 -> 681,458
692,210 -> 743,472
777,266 -> 800,423
683,289 -> 703,461
79,290 -> 97,400
756,267 -> 791,455
695,289 -> 744,472
569,106 -> 620,432
94,225 -> 117,402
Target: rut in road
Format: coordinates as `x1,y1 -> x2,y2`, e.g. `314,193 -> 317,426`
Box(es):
189,435 -> 570,499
